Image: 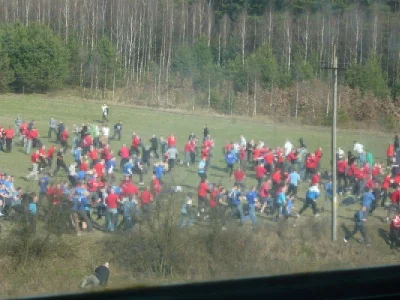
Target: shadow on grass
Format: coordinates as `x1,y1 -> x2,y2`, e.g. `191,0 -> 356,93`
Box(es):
378,228 -> 391,246
340,196 -> 357,206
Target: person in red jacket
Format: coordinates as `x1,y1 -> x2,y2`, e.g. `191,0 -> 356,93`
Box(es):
337,159 -> 348,194
311,172 -> 320,186
151,175 -> 161,196
264,150 -> 275,176
197,179 -> 210,217
93,159 -> 105,178
4,126 -> 15,153
254,162 -> 266,190
209,185 -> 219,222
387,143 -> 394,167
81,133 -> 93,155
389,210 -> 400,247
387,185 -> 400,222
353,165 -> 364,196
271,168 -> 282,193
26,150 -> 40,180
88,145 -> 99,168
234,167 -> 246,190
305,153 -> 317,181
140,186 -> 153,219
315,147 -> 323,170
60,127 -> 69,152
105,188 -> 121,232
131,133 -> 141,156
167,133 -> 177,148
119,144 -> 130,169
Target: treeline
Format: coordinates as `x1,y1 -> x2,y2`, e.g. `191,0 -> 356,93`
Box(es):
0,0 -> 400,126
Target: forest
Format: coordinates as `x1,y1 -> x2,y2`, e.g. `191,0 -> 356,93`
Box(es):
0,0 -> 400,127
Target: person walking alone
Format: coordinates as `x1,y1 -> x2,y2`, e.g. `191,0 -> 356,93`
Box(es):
344,206 -> 371,246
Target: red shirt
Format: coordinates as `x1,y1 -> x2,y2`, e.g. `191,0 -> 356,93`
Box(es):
80,161 -> 89,171
184,142 -> 192,153
239,148 -> 246,160
141,190 -> 153,205
4,128 -> 14,139
225,144 -> 232,153
31,152 -> 39,163
372,166 -> 382,177
132,136 -> 141,148
61,130 -> 68,141
254,165 -> 265,178
306,155 -> 317,169
28,129 -> 38,140
93,162 -> 104,177
121,182 -> 139,196
20,122 -> 28,133
82,135 -> 93,147
265,152 -> 274,165
152,178 -> 161,195
311,174 -> 320,185
39,148 -> 47,158
209,188 -> 219,208
234,170 -> 245,182
382,176 -> 391,190
287,151 -> 296,162
87,178 -> 100,192
47,146 -> 56,158
105,193 -> 119,209
88,149 -> 99,161
167,136 -> 176,147
50,188 -> 63,205
390,215 -> 400,229
198,182 -> 210,197
259,182 -> 270,198
119,146 -> 130,159
252,148 -> 260,160
272,171 -> 281,184
366,178 -> 374,189
391,190 -> 400,205
315,149 -> 322,160
201,148 -> 209,160
337,160 -> 348,173
203,139 -> 213,149
353,167 -> 363,180
387,144 -> 394,157
277,150 -> 284,163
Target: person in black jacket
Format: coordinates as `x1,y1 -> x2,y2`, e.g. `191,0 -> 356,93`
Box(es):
394,135 -> 399,152
80,262 -> 110,288
149,135 -> 159,159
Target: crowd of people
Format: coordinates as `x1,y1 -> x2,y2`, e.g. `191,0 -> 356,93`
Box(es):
0,105 -> 400,249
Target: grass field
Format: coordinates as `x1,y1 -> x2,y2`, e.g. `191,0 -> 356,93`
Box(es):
0,93 -> 399,297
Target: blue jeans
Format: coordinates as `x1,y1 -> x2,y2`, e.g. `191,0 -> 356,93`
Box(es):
72,136 -> 79,149
123,216 -> 135,231
26,139 -> 32,154
248,204 -> 258,228
106,208 -> 118,232
234,203 -> 244,223
178,213 -> 194,227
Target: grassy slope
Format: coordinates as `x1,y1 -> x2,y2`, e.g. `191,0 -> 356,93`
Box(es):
0,94 -> 398,297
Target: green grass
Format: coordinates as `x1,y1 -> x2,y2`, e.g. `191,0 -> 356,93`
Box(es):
0,93 -> 398,297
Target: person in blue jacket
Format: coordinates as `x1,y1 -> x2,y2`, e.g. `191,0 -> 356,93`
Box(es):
297,183 -> 320,217
246,186 -> 258,230
225,150 -> 238,177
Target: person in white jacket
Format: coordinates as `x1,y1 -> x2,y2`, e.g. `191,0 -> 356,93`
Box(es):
284,140 -> 293,157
